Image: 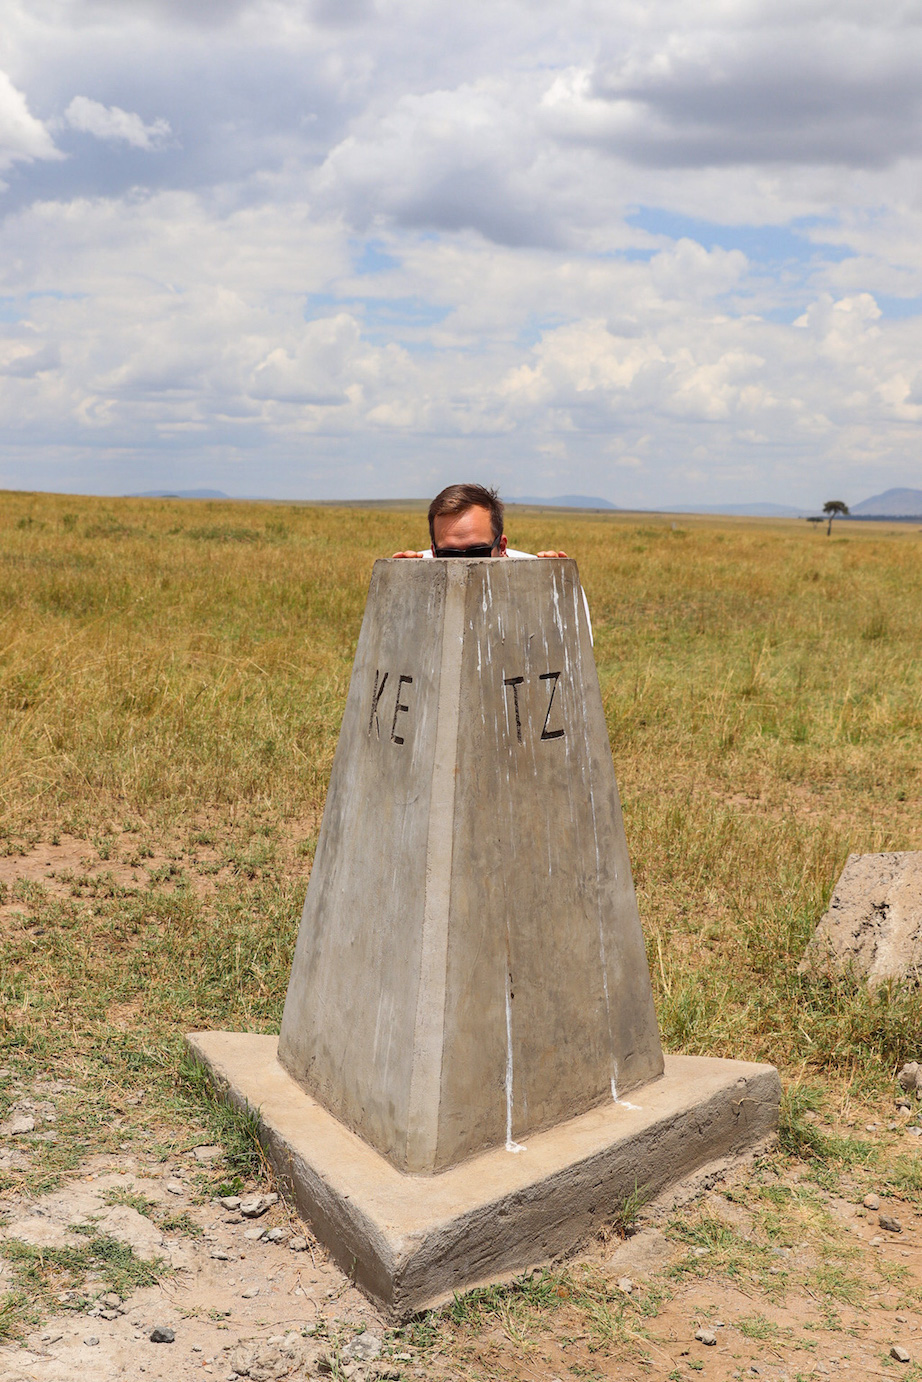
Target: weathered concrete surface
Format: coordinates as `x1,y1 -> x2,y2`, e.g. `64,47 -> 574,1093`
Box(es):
799,852 -> 922,986
188,1031 -> 780,1320
279,558 -> 663,1174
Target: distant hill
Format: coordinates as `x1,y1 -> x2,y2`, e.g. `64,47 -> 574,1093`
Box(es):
850,487 -> 922,517
510,495 -> 617,509
129,489 -> 230,499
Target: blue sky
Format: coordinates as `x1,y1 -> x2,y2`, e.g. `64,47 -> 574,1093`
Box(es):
1,0 -> 921,508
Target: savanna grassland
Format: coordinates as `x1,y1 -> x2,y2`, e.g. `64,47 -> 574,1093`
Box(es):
2,488 -> 922,1378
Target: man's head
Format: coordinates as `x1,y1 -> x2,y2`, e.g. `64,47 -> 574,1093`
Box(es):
427,483 -> 507,557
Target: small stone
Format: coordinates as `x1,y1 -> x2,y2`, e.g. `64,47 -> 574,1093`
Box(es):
866,1123 -> 880,1132
240,1285 -> 259,1298
192,1144 -> 224,1162
239,1193 -> 278,1218
100,1292 -> 123,1309
908,1127 -> 922,1137
265,1227 -> 288,1243
84,1336 -> 99,1346
616,1276 -> 633,1294
288,1236 -> 308,1252
218,1196 -> 241,1211
889,1122 -> 900,1131
695,1328 -> 717,1346
864,1194 -> 881,1210
869,1235 -> 884,1246
150,1326 -> 175,1343
166,1179 -> 185,1196
210,1249 -> 233,1260
891,1345 -> 911,1363
899,1062 -> 922,1095
692,1246 -> 710,1257
880,1213 -> 903,1232
344,1332 -> 382,1363
243,1226 -> 266,1241
5,1114 -> 36,1136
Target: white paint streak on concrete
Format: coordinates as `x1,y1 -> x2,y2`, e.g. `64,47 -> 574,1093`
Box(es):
504,965 -> 526,1154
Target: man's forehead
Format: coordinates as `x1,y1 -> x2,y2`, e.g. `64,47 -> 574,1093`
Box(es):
433,504 -> 494,528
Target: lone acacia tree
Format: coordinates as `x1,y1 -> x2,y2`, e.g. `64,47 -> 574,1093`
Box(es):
823,499 -> 849,535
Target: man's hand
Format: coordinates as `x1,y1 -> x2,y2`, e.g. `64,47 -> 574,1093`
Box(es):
536,550 -> 568,558
391,550 -> 425,558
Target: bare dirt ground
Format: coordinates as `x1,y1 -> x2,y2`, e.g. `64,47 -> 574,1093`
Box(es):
4,842 -> 922,1381
4,1083 -> 922,1382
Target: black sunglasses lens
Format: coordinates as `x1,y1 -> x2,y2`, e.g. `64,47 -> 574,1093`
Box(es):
435,543 -> 497,558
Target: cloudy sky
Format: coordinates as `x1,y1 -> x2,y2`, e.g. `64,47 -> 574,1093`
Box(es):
1,0 -> 921,508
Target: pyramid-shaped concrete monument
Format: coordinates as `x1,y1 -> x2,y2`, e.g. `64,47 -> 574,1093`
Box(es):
190,558 -> 779,1317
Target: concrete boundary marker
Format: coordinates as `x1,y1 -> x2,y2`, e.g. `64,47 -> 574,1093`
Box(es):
187,1031 -> 780,1319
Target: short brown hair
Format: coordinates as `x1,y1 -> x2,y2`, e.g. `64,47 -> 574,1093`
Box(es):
428,484 -> 504,543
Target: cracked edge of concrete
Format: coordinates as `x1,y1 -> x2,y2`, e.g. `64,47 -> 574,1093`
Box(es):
186,1031 -> 780,1319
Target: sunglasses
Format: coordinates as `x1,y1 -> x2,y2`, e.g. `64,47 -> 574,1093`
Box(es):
432,540 -> 500,558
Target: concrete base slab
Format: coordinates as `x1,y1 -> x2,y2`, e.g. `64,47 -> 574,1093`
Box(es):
187,1031 -> 780,1319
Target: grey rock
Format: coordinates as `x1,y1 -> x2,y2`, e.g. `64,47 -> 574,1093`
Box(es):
100,1292 -> 122,1309
243,1226 -> 266,1241
694,1328 -> 717,1346
799,853 -> 922,986
239,1193 -> 278,1218
265,1227 -> 288,1243
616,1276 -> 633,1293
909,1126 -> 922,1137
880,1214 -> 903,1232
4,1114 -> 36,1136
863,1194 -> 881,1210
192,1144 -> 223,1162
241,1285 -> 260,1298
230,1339 -> 320,1381
900,1062 -> 922,1095
288,1236 -> 308,1252
891,1345 -> 911,1363
150,1325 -> 175,1342
219,1196 -> 241,1211
343,1331 -> 382,1363
210,1248 -> 233,1260
84,1336 -> 99,1346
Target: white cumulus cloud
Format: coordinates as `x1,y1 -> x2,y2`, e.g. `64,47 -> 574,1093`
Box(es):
0,69 -> 59,173
64,95 -> 171,150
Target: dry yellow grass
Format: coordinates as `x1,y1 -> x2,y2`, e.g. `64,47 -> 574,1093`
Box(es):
1,489 -> 921,1100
